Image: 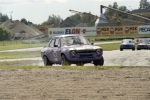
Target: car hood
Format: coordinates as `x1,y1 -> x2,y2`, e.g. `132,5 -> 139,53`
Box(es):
121,43 -> 134,45
138,43 -> 149,45
64,44 -> 101,51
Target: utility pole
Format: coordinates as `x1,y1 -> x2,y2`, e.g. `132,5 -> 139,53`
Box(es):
10,11 -> 13,21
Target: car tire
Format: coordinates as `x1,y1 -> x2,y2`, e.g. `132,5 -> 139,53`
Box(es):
94,56 -> 104,66
120,49 -> 123,51
99,56 -> 104,66
132,48 -> 135,51
61,55 -> 71,66
43,56 -> 53,66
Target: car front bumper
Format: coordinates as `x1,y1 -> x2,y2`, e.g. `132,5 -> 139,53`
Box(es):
120,45 -> 135,49
137,45 -> 148,49
68,53 -> 103,62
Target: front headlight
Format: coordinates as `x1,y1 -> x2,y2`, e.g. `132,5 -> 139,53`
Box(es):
96,49 -> 102,55
70,50 -> 76,56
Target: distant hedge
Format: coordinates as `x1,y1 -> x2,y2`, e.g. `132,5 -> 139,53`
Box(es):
0,25 -> 11,41
93,36 -> 150,41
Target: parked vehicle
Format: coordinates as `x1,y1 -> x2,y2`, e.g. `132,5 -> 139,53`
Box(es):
41,34 -> 104,66
137,41 -> 150,50
120,39 -> 135,51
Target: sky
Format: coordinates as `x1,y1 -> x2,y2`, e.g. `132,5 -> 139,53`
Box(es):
0,0 -> 143,24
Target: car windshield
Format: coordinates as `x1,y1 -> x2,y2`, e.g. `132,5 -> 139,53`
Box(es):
60,35 -> 90,46
122,40 -> 133,43
139,41 -> 148,44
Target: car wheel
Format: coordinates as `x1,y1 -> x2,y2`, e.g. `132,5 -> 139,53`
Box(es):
120,49 -> 123,51
132,48 -> 135,51
93,61 -> 99,66
61,55 -> 71,66
43,56 -> 53,66
94,56 -> 104,66
76,62 -> 84,66
99,56 -> 104,66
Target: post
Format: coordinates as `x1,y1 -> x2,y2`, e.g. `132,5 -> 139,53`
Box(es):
100,5 -> 103,14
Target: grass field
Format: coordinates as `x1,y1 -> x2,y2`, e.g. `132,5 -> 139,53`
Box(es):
0,43 -> 122,59
96,43 -> 120,51
0,40 -> 47,51
0,60 -> 127,69
0,60 -> 149,69
1,33 -> 146,51
0,51 -> 40,59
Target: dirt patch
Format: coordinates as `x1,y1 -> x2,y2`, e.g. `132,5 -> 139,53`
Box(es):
0,68 -> 150,100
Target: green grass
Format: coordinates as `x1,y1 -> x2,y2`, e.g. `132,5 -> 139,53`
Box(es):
0,61 -> 127,70
0,40 -> 47,51
0,63 -> 148,70
87,34 -> 150,40
0,43 -> 120,60
0,60 -> 149,70
0,51 -> 40,59
96,43 -> 138,51
96,43 -> 120,51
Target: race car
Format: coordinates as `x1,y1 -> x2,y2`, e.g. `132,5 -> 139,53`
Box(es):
137,41 -> 150,50
120,39 -> 135,51
41,34 -> 104,66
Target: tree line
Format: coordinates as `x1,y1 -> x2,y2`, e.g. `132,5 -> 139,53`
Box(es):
0,0 -> 149,41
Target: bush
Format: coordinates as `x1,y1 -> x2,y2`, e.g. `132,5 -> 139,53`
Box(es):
0,25 -> 11,41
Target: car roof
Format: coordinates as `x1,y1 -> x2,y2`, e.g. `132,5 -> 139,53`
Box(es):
53,34 -> 84,38
122,39 -> 133,40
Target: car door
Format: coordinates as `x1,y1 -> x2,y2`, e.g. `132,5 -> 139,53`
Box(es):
52,38 -> 61,64
46,38 -> 55,63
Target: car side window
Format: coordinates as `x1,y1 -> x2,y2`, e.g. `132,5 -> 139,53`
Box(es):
54,38 -> 60,47
49,39 -> 55,47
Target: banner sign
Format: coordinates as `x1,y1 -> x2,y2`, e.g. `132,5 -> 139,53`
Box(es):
47,25 -> 146,38
134,38 -> 150,43
124,26 -> 138,35
96,25 -> 138,36
139,25 -> 150,34
48,27 -> 96,37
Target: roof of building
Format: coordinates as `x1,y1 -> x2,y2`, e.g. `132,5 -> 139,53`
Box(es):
2,20 -> 43,39
76,23 -> 91,27
59,17 -> 77,27
131,9 -> 150,13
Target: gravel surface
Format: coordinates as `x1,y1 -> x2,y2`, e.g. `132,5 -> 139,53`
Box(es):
0,68 -> 150,100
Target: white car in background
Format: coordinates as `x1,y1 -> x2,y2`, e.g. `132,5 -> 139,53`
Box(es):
137,41 -> 150,50
120,39 -> 135,51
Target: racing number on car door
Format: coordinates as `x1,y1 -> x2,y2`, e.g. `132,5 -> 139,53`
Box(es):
53,51 -> 58,61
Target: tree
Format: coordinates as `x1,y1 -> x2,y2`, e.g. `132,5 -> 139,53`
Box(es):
139,0 -> 150,9
42,14 -> 63,27
118,6 -> 128,18
104,2 -> 129,20
113,2 -> 118,9
20,18 -> 28,25
0,13 -> 9,23
70,14 -> 81,24
69,12 -> 97,26
104,4 -> 114,20
0,25 -> 11,41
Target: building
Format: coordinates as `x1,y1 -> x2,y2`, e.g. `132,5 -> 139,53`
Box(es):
131,9 -> 150,18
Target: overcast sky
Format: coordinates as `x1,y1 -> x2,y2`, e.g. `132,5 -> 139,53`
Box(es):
0,0 -> 142,24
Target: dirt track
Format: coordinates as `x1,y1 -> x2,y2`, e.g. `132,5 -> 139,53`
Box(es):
0,68 -> 150,100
